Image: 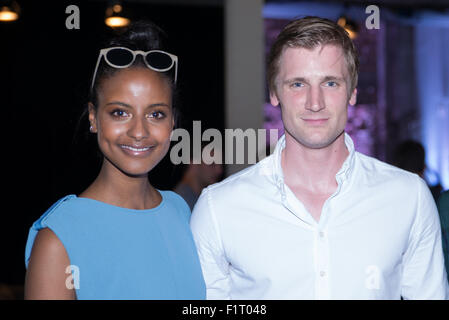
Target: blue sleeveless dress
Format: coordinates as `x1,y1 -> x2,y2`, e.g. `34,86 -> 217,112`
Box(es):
25,190 -> 206,300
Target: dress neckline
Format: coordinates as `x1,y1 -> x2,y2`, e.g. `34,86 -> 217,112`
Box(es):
73,190 -> 166,214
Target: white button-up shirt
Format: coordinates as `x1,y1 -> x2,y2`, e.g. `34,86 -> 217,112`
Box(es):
190,133 -> 449,299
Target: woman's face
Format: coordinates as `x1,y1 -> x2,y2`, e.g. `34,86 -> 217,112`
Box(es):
89,67 -> 174,177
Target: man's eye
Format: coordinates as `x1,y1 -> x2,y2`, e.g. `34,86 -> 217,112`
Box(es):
291,82 -> 304,88
325,81 -> 338,87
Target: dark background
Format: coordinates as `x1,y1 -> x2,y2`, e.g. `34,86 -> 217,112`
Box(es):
0,0 -> 224,285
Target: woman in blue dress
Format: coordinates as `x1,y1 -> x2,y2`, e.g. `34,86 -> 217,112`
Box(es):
24,21 -> 205,300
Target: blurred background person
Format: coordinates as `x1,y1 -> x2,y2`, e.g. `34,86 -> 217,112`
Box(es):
392,140 -> 443,202
174,144 -> 223,211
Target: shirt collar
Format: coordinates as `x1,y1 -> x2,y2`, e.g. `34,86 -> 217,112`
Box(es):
272,132 -> 356,192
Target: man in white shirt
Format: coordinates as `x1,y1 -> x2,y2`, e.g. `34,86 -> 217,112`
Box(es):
190,16 -> 449,299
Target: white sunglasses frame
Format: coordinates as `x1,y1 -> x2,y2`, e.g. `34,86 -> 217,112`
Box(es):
90,46 -> 178,90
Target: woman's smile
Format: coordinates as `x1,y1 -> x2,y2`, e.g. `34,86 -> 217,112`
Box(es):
119,143 -> 155,157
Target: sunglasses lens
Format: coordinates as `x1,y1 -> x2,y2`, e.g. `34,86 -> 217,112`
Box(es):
106,48 -> 134,66
146,51 -> 174,70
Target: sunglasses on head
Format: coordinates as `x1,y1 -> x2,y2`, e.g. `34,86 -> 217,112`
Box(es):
90,46 -> 178,90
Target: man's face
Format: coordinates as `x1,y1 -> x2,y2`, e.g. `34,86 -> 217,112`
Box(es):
270,45 -> 357,149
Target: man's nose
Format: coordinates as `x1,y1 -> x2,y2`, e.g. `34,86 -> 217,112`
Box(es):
305,86 -> 325,112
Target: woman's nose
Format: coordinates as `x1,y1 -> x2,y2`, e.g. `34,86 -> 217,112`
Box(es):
127,117 -> 149,141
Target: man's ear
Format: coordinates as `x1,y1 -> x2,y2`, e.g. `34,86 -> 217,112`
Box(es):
270,90 -> 280,107
349,88 -> 357,106
88,102 -> 98,133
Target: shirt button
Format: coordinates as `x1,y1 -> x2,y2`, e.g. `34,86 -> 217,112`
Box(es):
320,271 -> 326,277
319,231 -> 325,238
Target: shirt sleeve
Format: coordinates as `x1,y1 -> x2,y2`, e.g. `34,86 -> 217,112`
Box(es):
401,178 -> 449,299
190,187 -> 231,300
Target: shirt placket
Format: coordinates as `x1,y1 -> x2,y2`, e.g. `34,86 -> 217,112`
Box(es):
280,182 -> 332,299
313,173 -> 347,300
314,228 -> 330,299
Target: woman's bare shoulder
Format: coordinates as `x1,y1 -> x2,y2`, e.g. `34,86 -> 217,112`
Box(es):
25,228 -> 76,300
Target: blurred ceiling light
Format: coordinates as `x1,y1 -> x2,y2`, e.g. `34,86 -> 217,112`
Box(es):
0,1 -> 20,22
105,1 -> 130,28
337,16 -> 358,39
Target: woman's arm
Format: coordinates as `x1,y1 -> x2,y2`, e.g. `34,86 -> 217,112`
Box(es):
24,228 -> 76,300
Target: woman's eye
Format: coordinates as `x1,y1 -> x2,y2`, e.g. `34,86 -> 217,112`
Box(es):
111,109 -> 129,118
148,111 -> 166,119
